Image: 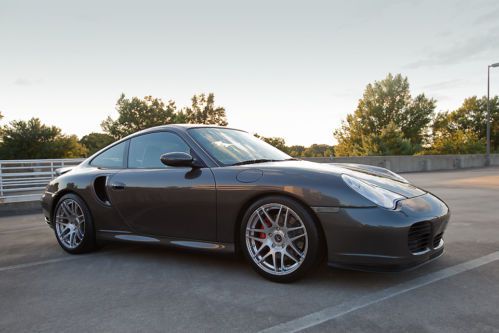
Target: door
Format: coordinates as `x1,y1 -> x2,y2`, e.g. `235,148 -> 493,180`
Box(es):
106,131 -> 217,241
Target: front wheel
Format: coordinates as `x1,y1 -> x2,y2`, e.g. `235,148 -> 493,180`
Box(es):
240,196 -> 322,282
53,193 -> 96,254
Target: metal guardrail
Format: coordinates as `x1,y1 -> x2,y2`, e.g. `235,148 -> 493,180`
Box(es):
0,159 -> 84,203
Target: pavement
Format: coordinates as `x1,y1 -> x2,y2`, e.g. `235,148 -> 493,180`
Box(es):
1,167 -> 498,333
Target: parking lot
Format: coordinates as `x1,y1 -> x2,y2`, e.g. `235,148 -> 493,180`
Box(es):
1,167 -> 498,332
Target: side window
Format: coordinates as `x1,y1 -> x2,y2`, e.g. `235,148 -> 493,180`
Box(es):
128,132 -> 191,169
90,141 -> 127,169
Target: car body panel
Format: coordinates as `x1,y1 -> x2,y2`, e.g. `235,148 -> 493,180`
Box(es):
106,167 -> 217,240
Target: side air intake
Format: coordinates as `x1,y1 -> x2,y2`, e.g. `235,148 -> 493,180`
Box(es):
94,176 -> 111,205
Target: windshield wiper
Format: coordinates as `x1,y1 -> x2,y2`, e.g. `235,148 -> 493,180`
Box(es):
231,159 -> 280,166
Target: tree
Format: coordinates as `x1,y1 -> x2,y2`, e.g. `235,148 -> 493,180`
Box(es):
302,144 -> 335,157
180,93 -> 228,126
80,132 -> 115,156
254,134 -> 289,153
102,93 -> 228,139
432,96 -> 499,152
288,145 -> 305,157
424,129 -> 485,155
102,94 -> 178,139
0,118 -> 87,159
334,73 -> 436,156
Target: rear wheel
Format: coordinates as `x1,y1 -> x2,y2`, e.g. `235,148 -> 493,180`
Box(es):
53,193 -> 96,254
240,196 -> 322,282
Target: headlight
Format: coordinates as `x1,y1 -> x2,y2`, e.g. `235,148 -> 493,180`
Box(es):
342,174 -> 404,209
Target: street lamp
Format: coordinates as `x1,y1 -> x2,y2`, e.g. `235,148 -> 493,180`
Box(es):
486,62 -> 499,166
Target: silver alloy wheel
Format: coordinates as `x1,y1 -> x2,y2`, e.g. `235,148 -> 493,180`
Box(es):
245,203 -> 308,276
55,199 -> 85,249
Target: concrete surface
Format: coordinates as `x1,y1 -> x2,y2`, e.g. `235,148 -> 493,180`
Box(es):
1,167 -> 498,333
305,153 -> 499,173
0,201 -> 42,217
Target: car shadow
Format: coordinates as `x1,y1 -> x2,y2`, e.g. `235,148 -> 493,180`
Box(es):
94,241 -> 450,291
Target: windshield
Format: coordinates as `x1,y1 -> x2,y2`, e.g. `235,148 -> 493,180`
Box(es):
188,127 -> 291,166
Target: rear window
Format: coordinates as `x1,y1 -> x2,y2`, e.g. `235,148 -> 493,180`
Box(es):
90,141 -> 127,169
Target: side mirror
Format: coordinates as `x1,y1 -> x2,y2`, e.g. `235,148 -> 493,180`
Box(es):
160,152 -> 201,168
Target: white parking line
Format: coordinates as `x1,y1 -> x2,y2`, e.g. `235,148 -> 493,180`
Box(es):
0,256 -> 81,272
0,226 -> 47,235
260,251 -> 499,333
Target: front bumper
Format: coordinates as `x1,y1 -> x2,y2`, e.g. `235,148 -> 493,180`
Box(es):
41,191 -> 55,227
315,193 -> 450,272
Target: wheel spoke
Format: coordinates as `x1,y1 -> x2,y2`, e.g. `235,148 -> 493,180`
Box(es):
258,251 -> 272,263
76,228 -> 84,240
246,227 -> 265,233
69,231 -> 76,247
60,202 -> 72,217
275,205 -> 283,226
61,229 -> 71,240
245,203 -> 309,276
284,251 -> 299,263
287,242 -> 305,259
69,201 -> 78,215
252,244 -> 268,258
289,233 -> 307,242
260,208 -> 276,227
286,225 -> 304,232
247,234 -> 265,242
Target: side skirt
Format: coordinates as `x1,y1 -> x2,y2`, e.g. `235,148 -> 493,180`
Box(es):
96,229 -> 235,253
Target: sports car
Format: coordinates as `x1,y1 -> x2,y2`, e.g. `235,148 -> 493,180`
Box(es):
41,125 -> 450,282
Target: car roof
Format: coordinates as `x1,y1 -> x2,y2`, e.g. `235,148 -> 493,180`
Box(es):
131,124 -> 245,136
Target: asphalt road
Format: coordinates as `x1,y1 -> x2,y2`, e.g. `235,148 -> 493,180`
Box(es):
1,167 -> 498,333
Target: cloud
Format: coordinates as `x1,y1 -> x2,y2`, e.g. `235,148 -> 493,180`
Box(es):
473,7 -> 499,26
405,26 -> 499,68
13,78 -> 43,86
418,79 -> 468,91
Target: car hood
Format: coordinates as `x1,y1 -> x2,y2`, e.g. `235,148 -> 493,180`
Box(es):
248,160 -> 426,198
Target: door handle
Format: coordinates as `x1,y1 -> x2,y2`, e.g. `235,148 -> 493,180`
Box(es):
111,182 -> 126,190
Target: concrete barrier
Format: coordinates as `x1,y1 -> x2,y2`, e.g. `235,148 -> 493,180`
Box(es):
303,154 -> 499,173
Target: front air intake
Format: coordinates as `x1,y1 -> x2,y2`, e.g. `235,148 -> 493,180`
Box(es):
408,221 -> 432,254
433,232 -> 443,248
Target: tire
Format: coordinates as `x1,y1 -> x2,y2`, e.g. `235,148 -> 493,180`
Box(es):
53,193 -> 97,254
240,196 -> 322,282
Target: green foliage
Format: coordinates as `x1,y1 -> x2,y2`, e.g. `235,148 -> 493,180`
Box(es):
361,122 -> 418,156
301,144 -> 334,157
254,134 -> 289,153
255,134 -> 334,157
101,94 -> 178,139
288,145 -> 305,157
334,73 -> 435,156
432,96 -> 499,153
80,132 -> 115,156
0,118 -> 88,159
102,93 -> 228,139
179,93 -> 228,126
422,129 -> 485,155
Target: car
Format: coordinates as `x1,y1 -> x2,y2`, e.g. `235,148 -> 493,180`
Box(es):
41,125 -> 450,282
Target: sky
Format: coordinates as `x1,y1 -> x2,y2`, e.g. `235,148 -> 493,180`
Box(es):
1,0 -> 498,146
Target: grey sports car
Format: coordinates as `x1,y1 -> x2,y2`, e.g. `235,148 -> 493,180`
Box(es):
41,125 -> 449,282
